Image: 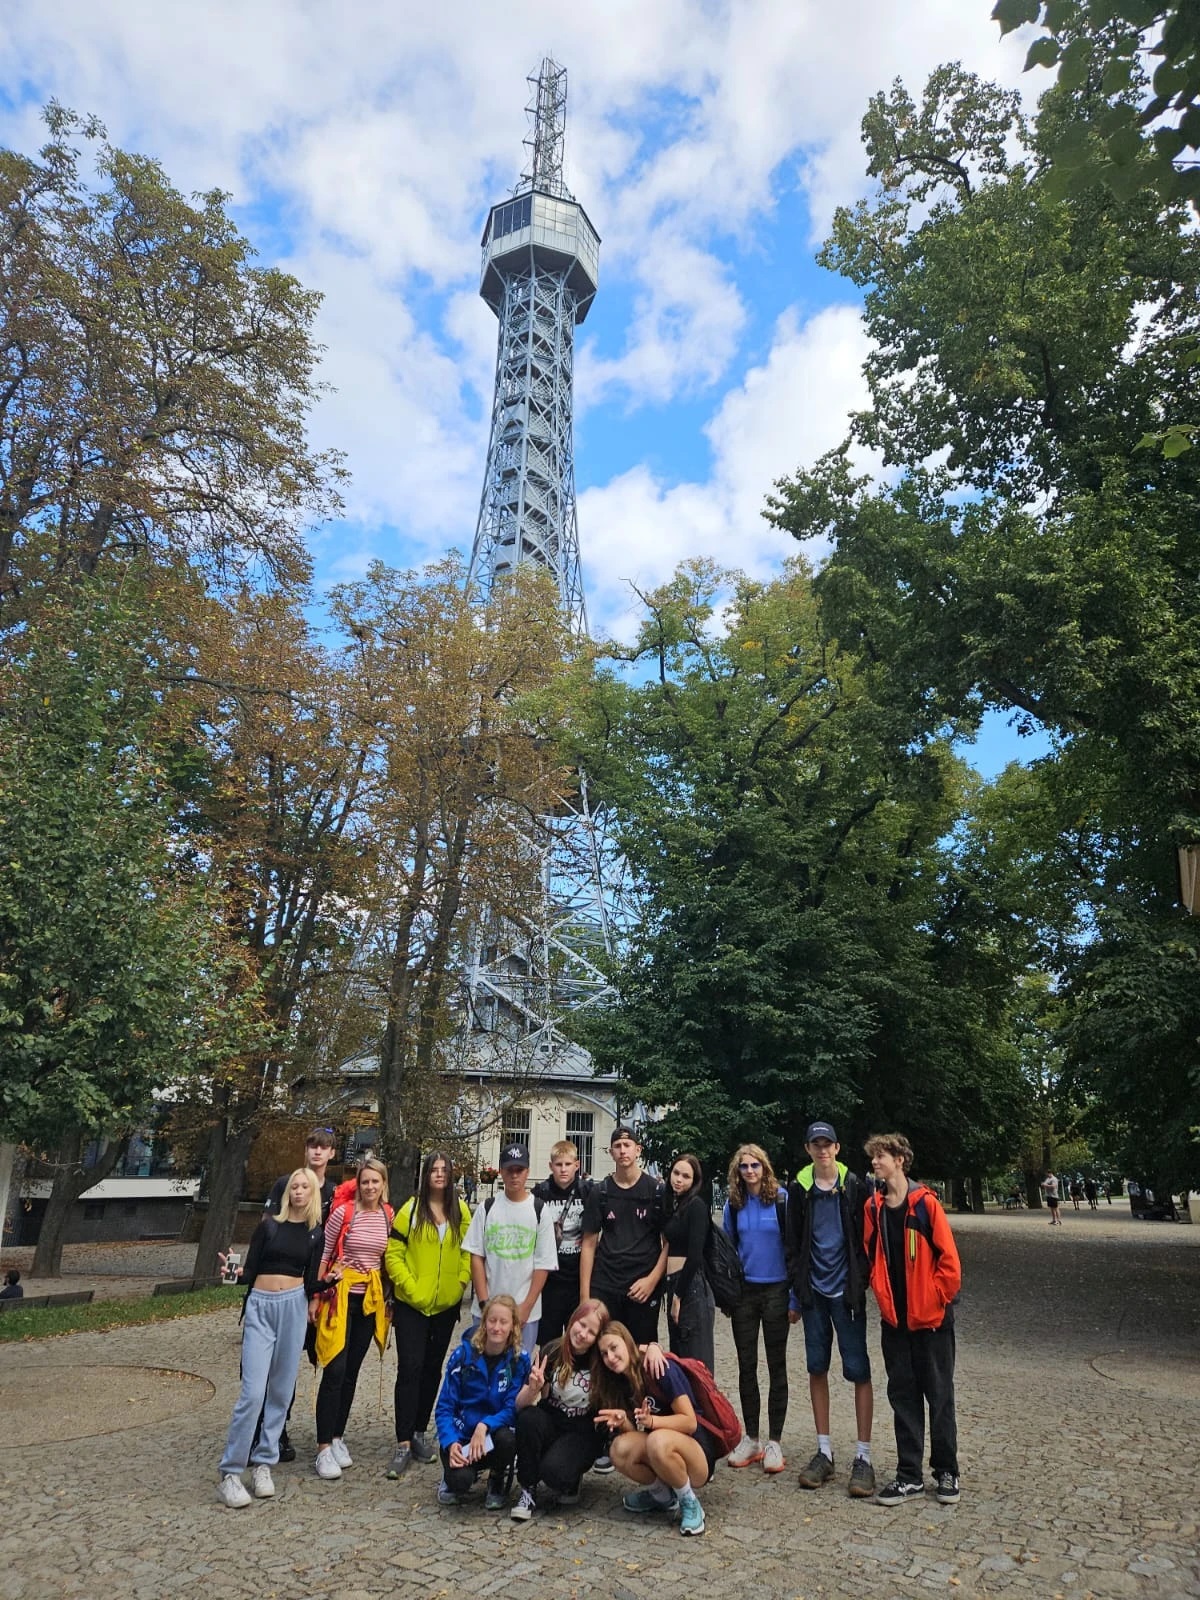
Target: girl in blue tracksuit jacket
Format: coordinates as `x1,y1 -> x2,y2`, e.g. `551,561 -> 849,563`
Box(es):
433,1294 -> 533,1508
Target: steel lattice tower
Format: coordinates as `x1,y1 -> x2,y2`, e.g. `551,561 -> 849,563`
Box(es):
463,59 -> 625,1068
468,57 -> 598,636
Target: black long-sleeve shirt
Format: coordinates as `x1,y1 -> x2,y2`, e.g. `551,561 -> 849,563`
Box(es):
663,1196 -> 709,1296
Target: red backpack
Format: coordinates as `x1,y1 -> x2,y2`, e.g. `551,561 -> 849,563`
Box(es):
654,1354 -> 742,1458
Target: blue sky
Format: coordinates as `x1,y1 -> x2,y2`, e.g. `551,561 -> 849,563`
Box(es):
2,1 -> 1042,772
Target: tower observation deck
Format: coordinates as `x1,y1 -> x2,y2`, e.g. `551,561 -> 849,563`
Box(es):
463,60 -> 628,1077
469,57 -> 599,637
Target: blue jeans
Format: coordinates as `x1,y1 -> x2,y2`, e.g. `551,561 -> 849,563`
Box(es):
220,1286 -> 308,1475
801,1291 -> 871,1384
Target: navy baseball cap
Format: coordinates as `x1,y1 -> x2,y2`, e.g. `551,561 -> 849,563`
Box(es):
805,1121 -> 838,1144
499,1144 -> 530,1169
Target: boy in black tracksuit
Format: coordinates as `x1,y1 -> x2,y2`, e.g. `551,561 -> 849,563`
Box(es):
533,1139 -> 593,1345
784,1120 -> 875,1498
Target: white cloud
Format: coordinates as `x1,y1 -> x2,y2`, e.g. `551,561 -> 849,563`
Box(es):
0,0 -> 1032,571
579,302 -> 873,638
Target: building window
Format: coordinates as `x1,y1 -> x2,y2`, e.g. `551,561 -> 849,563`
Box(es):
82,1201 -> 105,1221
500,1107 -> 531,1157
566,1111 -> 594,1178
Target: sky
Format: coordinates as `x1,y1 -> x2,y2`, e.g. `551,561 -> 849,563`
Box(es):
2,0 -> 1042,771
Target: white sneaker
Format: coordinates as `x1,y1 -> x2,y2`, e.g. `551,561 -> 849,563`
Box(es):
330,1437 -> 353,1469
761,1440 -> 786,1474
217,1473 -> 251,1508
726,1435 -> 764,1468
314,1447 -> 342,1480
251,1465 -> 275,1498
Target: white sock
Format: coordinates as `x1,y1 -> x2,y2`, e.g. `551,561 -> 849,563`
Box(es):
649,1479 -> 674,1504
855,1441 -> 871,1462
678,1476 -> 694,1500
817,1434 -> 832,1459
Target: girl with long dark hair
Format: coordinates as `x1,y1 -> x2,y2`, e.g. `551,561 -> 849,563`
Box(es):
383,1150 -> 472,1478
662,1153 -> 716,1371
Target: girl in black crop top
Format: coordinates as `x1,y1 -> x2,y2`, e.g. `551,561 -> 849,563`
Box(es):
216,1169 -> 326,1508
662,1154 -> 716,1373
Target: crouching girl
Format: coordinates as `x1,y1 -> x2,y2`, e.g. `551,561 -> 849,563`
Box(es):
510,1299 -> 610,1522
593,1322 -> 718,1537
433,1294 -> 532,1509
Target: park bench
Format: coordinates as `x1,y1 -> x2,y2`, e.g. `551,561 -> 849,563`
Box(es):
0,1288 -> 95,1312
151,1276 -> 225,1295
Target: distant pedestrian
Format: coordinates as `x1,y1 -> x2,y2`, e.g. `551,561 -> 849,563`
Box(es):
1083,1180 -> 1099,1211
1069,1179 -> 1084,1212
1041,1172 -> 1062,1226
864,1133 -> 962,1508
722,1144 -> 791,1475
0,1269 -> 22,1300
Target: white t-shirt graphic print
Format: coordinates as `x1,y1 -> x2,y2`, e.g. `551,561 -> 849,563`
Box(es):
464,1192 -> 559,1319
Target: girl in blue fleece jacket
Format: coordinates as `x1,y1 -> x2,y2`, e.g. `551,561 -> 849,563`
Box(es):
434,1294 -> 533,1508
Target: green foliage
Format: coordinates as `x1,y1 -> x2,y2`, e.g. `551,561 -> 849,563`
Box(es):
570,561 -> 1030,1174
997,3 -> 1200,210
775,59 -> 1200,1185
0,574 -> 263,1148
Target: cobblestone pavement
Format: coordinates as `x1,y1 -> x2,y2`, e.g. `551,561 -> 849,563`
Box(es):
0,1209 -> 1196,1600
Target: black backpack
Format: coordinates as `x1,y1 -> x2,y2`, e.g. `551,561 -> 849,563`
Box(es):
704,1222 -> 746,1314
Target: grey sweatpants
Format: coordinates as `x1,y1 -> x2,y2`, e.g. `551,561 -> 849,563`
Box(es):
219,1286 -> 308,1476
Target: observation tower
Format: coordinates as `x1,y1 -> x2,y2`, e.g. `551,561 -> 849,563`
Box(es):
464,60 -> 626,1072
468,57 -> 599,637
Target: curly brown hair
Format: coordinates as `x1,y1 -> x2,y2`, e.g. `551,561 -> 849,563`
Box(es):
863,1133 -> 914,1174
726,1143 -> 781,1209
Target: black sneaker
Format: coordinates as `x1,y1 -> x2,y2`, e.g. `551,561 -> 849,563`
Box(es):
848,1455 -> 876,1498
876,1477 -> 924,1506
277,1431 -> 297,1464
935,1471 -> 960,1504
591,1454 -> 614,1475
797,1450 -> 835,1489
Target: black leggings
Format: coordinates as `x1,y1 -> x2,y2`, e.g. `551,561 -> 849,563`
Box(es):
440,1426 -> 516,1495
392,1301 -> 460,1442
516,1403 -> 600,1491
315,1296 -> 378,1443
729,1279 -> 790,1440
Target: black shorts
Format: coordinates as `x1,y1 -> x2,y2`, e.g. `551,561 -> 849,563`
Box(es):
692,1423 -> 721,1483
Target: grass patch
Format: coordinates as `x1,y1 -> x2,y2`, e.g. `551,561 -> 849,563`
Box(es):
0,1285 -> 243,1342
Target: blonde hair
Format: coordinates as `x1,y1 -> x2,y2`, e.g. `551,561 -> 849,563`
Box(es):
550,1139 -> 579,1161
275,1168 -> 322,1230
470,1295 -> 523,1359
726,1143 -> 781,1209
356,1155 -> 390,1204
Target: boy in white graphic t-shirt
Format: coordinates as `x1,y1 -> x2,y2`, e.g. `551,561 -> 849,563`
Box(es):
464,1143 -> 559,1352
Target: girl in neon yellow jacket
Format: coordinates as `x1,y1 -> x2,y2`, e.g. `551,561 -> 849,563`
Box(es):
382,1151 -> 472,1478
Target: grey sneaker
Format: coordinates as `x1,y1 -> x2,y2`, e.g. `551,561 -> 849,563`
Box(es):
410,1430 -> 436,1464
848,1456 -> 876,1498
484,1476 -> 508,1511
386,1443 -> 412,1479
437,1479 -> 463,1506
797,1449 -> 835,1489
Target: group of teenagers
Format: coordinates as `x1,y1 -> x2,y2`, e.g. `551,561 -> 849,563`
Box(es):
217,1117 -> 963,1536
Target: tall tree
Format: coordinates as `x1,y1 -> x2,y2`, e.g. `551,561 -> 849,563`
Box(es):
0,573 -> 262,1273
0,105 -> 343,619
566,559 -> 1029,1175
328,557 -> 576,1201
771,62 -> 1200,1185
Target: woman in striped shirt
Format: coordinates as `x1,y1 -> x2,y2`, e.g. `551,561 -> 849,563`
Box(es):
312,1156 -> 393,1480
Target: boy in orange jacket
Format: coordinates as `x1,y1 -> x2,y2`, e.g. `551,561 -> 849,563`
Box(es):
863,1133 -> 962,1507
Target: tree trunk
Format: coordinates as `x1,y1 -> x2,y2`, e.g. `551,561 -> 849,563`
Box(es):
1024,1170 -> 1044,1208
31,1131 -> 127,1277
192,1121 -> 256,1280
0,1142 -> 16,1247
951,1176 -> 969,1212
968,1175 -> 985,1214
